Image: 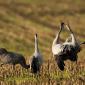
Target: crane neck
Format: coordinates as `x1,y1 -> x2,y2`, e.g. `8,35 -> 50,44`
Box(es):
53,26 -> 62,46
35,34 -> 39,54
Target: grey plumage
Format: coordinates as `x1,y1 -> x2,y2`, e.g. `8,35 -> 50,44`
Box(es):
52,22 -> 66,70
30,34 -> 43,74
52,22 -> 85,71
0,48 -> 30,69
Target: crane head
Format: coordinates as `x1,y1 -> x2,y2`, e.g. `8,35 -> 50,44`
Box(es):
0,48 -> 7,54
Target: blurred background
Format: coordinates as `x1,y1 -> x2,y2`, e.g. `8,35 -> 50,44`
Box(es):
0,0 -> 85,85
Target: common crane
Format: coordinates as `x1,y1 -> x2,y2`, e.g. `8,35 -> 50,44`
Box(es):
30,34 -> 43,74
64,23 -> 85,62
52,22 -> 85,71
0,48 -> 30,69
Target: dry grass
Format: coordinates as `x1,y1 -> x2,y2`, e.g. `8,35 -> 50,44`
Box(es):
0,59 -> 85,85
0,0 -> 85,85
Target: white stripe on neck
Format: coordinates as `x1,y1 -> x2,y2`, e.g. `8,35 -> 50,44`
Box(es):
35,35 -> 39,54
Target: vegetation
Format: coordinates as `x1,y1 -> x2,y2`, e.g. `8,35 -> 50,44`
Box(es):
0,0 -> 85,84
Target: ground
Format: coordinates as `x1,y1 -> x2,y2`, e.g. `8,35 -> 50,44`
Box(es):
0,0 -> 85,85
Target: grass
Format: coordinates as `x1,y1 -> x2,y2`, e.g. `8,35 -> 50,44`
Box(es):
0,0 -> 85,85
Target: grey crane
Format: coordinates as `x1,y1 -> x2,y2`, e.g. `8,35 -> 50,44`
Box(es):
30,34 -> 43,74
0,48 -> 30,69
52,22 -> 85,71
64,23 -> 85,62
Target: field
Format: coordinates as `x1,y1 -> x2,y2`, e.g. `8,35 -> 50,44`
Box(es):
0,0 -> 85,85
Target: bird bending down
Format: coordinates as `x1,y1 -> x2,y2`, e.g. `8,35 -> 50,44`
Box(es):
52,22 -> 85,71
0,48 -> 30,69
30,34 -> 43,74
